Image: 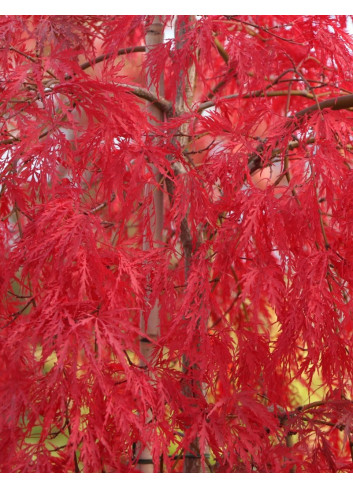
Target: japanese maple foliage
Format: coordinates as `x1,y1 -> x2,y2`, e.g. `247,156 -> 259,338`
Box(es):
2,15 -> 353,473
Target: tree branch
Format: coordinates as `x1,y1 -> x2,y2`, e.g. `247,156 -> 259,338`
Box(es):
79,46 -> 146,72
291,93 -> 353,122
199,89 -> 317,113
247,94 -> 353,174
116,83 -> 171,113
213,37 -> 229,64
295,399 -> 353,413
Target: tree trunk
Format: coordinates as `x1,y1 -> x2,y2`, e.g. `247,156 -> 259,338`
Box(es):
170,16 -> 204,474
137,15 -> 165,473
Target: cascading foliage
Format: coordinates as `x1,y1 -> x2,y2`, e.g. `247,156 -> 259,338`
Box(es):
1,15 -> 353,472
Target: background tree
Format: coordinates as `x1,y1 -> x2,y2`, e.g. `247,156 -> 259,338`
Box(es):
2,14 -> 353,473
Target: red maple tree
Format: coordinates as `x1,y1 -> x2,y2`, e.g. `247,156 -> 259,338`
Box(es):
1,14 -> 353,473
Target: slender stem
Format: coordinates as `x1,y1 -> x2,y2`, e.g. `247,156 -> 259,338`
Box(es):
307,159 -> 330,250
248,136 -> 316,175
301,416 -> 345,430
8,46 -> 57,80
210,292 -> 240,328
205,67 -> 294,105
225,17 -> 307,45
9,46 -> 37,63
0,298 -> 35,330
349,435 -> 353,463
